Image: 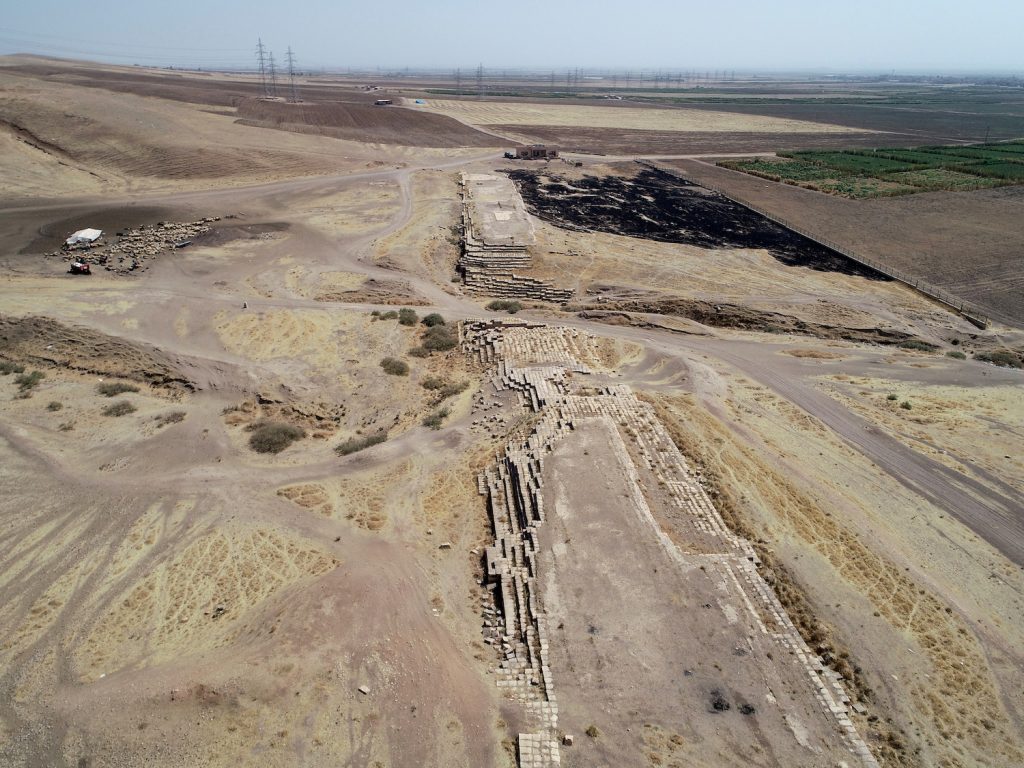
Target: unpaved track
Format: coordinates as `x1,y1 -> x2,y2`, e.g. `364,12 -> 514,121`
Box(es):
5,148 -> 1021,570
554,319 -> 1024,568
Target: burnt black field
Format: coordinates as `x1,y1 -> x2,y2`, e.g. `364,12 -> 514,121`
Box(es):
508,168 -> 890,280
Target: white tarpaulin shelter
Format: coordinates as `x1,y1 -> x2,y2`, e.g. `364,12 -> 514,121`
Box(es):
65,228 -> 102,246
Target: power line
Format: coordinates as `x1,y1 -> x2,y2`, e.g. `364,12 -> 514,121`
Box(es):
267,50 -> 279,97
286,46 -> 299,103
255,38 -> 268,97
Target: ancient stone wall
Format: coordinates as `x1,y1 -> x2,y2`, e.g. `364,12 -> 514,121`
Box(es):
459,174 -> 573,304
463,319 -> 880,768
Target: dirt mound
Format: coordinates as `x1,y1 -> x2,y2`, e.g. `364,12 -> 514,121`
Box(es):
577,298 -> 915,345
509,167 -> 891,279
235,98 -> 497,148
0,94 -> 363,184
0,315 -> 194,392
314,276 -> 429,305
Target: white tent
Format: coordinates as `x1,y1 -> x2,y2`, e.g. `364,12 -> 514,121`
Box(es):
65,228 -> 103,246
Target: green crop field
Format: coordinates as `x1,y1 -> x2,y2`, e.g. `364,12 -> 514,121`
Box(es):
784,151 -> 919,174
867,149 -> 975,166
718,158 -> 843,182
811,177 -> 919,199
919,146 -> 1024,163
886,168 -> 1009,191
968,162 -> 1024,180
984,143 -> 1024,157
720,140 -> 1024,198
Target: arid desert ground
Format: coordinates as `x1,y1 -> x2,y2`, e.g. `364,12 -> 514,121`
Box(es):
1,57 -> 1022,768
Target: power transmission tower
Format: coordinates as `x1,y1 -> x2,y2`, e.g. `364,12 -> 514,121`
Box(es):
268,51 -> 279,97
476,63 -> 484,98
285,46 -> 299,102
255,38 -> 269,98
455,67 -> 462,95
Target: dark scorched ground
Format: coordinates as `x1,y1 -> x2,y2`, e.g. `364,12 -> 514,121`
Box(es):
508,168 -> 890,280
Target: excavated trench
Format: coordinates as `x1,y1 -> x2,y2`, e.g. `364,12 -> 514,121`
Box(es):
508,167 -> 891,280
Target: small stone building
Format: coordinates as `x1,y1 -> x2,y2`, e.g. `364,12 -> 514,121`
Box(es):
515,144 -> 559,160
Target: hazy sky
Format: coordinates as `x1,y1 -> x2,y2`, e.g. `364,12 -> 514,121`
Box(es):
1,0 -> 1021,73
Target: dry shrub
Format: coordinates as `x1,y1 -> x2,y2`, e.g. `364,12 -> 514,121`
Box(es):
422,324 -> 457,351
155,411 -> 186,427
974,349 -> 1022,369
380,357 -> 409,376
97,382 -> 140,397
102,401 -> 136,417
335,430 -> 387,456
422,406 -> 451,430
0,360 -> 25,375
15,370 -> 44,392
487,299 -> 523,314
248,421 -> 305,454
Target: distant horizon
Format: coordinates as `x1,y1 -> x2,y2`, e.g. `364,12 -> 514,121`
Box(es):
4,53 -> 1023,81
2,1 -> 1023,74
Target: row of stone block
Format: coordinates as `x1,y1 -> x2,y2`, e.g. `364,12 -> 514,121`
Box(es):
462,268 -> 575,304
462,319 -> 880,768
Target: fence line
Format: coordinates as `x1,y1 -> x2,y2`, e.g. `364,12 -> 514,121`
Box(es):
641,161 -> 990,329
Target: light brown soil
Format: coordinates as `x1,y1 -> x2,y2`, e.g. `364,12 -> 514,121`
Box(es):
236,98 -> 497,148
0,58 -> 1022,768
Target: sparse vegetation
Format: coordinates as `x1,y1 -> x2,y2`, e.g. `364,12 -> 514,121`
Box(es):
487,299 -> 523,314
421,313 -> 446,327
946,350 -> 967,360
585,725 -> 600,739
422,406 -> 451,430
248,420 -> 306,454
420,376 -> 447,390
102,400 -> 137,417
898,340 -> 939,353
408,346 -> 430,358
15,370 -> 45,393
380,357 -> 410,376
335,430 -> 388,455
398,308 -> 418,326
379,310 -> 398,320
974,350 -> 1023,369
97,381 -> 141,397
154,411 -> 186,427
58,421 -> 75,432
900,401 -> 913,410
421,324 -> 457,352
46,401 -> 63,411
886,393 -> 899,401
0,361 -> 25,375
421,378 -> 469,403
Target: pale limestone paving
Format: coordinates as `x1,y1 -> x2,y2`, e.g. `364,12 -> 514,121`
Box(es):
463,319 -> 880,768
459,173 -> 573,303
